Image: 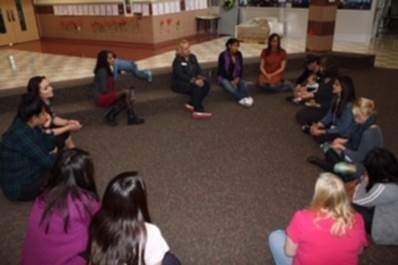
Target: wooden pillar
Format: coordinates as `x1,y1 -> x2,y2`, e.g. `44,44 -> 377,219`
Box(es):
306,0 -> 338,53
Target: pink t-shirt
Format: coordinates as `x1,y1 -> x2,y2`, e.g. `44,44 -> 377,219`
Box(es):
22,193 -> 100,265
287,209 -> 368,265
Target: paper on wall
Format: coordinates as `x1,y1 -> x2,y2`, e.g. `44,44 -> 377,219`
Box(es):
142,4 -> 150,16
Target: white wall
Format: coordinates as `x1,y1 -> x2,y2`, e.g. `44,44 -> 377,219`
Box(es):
240,7 -> 308,38
218,6 -> 239,36
239,2 -> 378,44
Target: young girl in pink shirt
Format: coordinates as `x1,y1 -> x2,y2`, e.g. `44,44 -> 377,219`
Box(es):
22,148 -> 100,265
268,173 -> 368,265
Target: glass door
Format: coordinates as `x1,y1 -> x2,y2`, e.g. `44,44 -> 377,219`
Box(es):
0,2 -> 17,46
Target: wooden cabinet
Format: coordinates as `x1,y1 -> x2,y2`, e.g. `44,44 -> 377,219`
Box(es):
0,0 -> 39,46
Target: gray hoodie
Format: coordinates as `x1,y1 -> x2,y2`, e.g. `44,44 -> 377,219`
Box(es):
353,181 -> 398,245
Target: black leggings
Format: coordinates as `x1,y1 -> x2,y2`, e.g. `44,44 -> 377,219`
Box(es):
313,133 -> 341,144
352,204 -> 375,234
189,81 -> 210,112
296,107 -> 328,126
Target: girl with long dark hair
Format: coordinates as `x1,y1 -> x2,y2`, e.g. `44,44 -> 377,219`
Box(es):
309,75 -> 356,143
22,148 -> 100,265
353,148 -> 398,245
27,76 -> 82,149
93,50 -> 144,126
89,172 -> 180,265
258,33 -> 293,92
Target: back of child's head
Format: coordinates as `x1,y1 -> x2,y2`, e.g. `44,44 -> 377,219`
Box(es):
364,148 -> 398,190
17,93 -> 46,122
40,148 -> 98,233
89,172 -> 151,265
310,173 -> 354,236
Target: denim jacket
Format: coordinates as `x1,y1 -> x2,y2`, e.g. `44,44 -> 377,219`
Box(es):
320,102 -> 355,137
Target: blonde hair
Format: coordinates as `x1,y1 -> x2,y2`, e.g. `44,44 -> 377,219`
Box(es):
310,173 -> 354,236
352,97 -> 376,117
176,39 -> 189,55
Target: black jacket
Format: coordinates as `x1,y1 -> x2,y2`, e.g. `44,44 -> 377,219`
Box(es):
314,76 -> 334,111
171,54 -> 203,94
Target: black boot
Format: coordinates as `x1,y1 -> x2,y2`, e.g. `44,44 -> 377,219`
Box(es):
127,107 -> 144,125
104,104 -> 126,126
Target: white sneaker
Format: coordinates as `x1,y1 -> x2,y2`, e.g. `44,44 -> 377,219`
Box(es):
238,98 -> 248,107
238,97 -> 253,108
246,97 -> 254,107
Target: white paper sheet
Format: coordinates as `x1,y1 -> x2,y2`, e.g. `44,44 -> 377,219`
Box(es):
142,4 -> 150,16
152,3 -> 159,16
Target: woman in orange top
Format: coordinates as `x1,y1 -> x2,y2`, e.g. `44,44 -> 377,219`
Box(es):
258,33 -> 293,92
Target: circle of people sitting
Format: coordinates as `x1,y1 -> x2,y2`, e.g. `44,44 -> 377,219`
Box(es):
0,34 -> 397,265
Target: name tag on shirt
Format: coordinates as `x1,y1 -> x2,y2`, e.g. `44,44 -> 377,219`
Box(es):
181,62 -> 188,66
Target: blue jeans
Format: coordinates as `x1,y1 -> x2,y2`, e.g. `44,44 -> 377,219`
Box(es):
269,230 -> 293,265
113,58 -> 151,81
260,81 -> 293,93
219,78 -> 249,100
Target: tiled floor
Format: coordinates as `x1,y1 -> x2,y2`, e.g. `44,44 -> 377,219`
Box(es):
1,35 -> 397,93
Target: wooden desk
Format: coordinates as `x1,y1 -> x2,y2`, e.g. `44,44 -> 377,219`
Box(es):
196,15 -> 220,34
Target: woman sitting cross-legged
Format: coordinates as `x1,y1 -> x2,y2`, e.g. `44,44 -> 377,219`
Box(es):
269,173 -> 368,265
287,54 -> 321,104
93,50 -> 144,126
171,40 -> 212,119
27,76 -> 82,149
308,97 -> 383,172
352,148 -> 398,245
258,33 -> 293,92
296,56 -> 339,128
309,75 -> 356,143
217,38 -> 253,108
22,148 -> 100,265
89,172 -> 181,265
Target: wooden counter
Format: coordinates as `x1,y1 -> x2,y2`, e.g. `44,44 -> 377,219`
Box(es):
34,0 -> 211,44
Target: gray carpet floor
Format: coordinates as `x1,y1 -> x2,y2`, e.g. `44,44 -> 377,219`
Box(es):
0,67 -> 397,265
